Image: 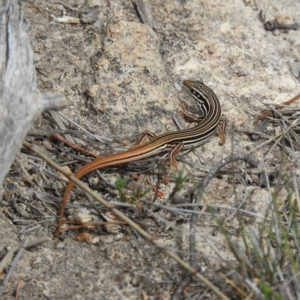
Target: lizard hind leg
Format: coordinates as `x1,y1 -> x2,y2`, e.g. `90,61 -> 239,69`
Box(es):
179,102 -> 202,123
218,119 -> 227,146
131,130 -> 156,149
169,142 -> 184,171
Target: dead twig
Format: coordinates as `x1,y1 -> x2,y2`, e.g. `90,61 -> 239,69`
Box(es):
53,132 -> 101,158
57,112 -> 113,143
0,239 -> 29,295
0,237 -> 50,274
251,119 -> 300,153
258,93 -> 300,120
50,111 -> 75,144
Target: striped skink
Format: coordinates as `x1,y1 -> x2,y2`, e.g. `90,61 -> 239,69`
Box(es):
57,80 -> 221,236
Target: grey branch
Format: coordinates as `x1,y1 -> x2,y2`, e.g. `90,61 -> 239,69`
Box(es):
0,0 -> 67,185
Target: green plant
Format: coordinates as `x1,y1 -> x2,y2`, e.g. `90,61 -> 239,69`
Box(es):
115,175 -> 129,202
171,170 -> 189,193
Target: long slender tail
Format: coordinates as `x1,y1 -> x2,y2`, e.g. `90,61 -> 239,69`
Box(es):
57,154 -> 133,240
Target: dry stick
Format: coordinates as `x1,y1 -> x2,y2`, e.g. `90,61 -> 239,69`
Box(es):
262,118 -> 300,160
83,190 -> 105,217
252,119 -> 300,153
0,238 -> 43,295
57,112 -> 113,143
50,111 -> 75,144
271,108 -> 300,146
52,133 -> 101,158
189,154 -> 259,270
0,237 -> 50,273
95,170 -> 116,189
0,239 -> 29,294
258,93 -> 300,120
143,200 -> 272,221
22,141 -> 230,300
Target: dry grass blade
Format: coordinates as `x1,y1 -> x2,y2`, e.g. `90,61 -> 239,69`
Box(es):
57,112 -> 113,143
